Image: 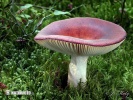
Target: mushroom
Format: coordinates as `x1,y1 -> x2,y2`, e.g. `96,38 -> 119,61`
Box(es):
34,17 -> 126,87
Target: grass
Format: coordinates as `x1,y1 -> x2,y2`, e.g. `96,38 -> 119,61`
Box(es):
0,0 -> 133,100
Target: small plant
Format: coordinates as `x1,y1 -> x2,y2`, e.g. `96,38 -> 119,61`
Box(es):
0,82 -> 7,90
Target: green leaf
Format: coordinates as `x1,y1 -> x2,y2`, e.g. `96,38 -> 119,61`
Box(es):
16,16 -> 22,22
20,14 -> 31,18
20,4 -> 33,10
53,10 -> 71,15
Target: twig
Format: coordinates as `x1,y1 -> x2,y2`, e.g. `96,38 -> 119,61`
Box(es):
120,0 -> 126,24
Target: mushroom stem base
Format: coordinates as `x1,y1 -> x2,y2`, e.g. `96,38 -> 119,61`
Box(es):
68,55 -> 88,87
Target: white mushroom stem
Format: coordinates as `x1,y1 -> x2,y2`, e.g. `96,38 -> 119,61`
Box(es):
68,55 -> 88,87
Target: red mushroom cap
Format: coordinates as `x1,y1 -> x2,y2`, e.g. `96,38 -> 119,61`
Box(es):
34,17 -> 126,55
